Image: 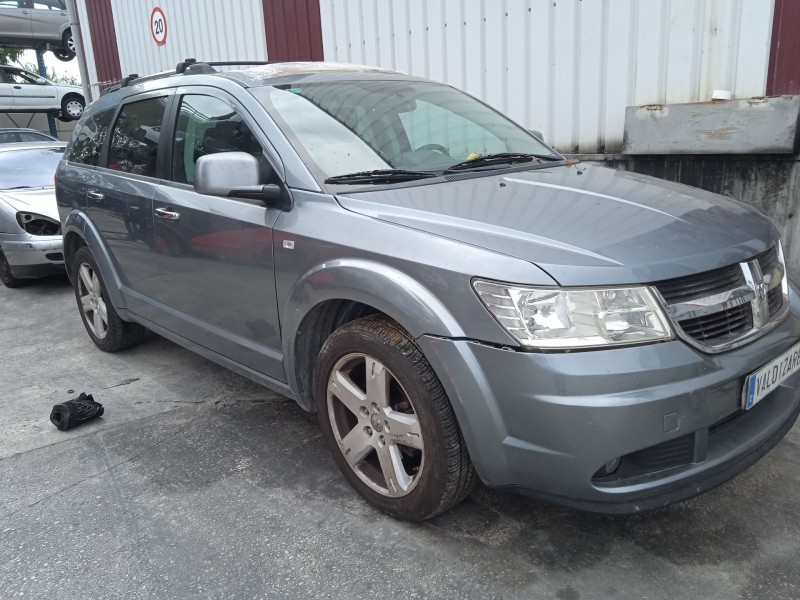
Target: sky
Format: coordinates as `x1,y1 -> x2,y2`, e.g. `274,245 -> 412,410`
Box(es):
19,48 -> 82,82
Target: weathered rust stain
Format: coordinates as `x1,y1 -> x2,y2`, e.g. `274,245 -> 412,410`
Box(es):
698,126 -> 737,140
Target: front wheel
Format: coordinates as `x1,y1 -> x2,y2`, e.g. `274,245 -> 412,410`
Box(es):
315,315 -> 477,520
71,246 -> 145,352
0,249 -> 24,288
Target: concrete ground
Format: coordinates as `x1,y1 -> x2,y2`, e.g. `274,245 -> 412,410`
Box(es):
1,276 -> 798,600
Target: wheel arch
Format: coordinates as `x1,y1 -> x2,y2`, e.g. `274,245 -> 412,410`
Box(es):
283,259 -> 466,411
62,210 -> 127,314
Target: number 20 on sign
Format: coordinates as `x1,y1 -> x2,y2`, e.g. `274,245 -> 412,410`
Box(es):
151,7 -> 167,46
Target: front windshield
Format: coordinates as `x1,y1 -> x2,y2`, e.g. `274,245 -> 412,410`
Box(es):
253,80 -> 558,181
0,148 -> 63,190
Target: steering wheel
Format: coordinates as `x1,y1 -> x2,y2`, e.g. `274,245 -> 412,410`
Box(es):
415,143 -> 450,156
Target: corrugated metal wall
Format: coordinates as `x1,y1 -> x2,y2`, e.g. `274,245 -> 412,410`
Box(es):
319,0 -> 776,153
262,0 -> 324,61
108,0 -> 269,79
83,0 -> 121,95
767,0 -> 800,95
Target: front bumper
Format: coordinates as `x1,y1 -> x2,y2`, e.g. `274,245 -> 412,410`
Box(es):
419,291 -> 800,513
0,233 -> 65,279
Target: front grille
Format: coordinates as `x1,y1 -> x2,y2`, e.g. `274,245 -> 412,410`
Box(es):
656,264 -> 744,304
768,287 -> 782,317
654,245 -> 786,351
678,304 -> 753,343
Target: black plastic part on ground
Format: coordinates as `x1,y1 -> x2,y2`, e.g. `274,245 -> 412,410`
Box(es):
50,393 -> 104,431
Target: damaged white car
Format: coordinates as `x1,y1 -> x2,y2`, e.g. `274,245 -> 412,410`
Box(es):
0,141 -> 66,287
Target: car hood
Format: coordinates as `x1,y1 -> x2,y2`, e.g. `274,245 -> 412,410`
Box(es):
0,188 -> 58,221
335,163 -> 778,286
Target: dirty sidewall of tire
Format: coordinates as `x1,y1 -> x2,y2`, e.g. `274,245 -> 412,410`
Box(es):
315,316 -> 468,521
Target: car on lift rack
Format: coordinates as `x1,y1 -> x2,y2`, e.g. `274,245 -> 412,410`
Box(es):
0,64 -> 84,120
0,140 -> 66,287
0,0 -> 75,61
55,60 -> 800,521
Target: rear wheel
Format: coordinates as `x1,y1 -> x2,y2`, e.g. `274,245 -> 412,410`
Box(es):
71,246 -> 145,352
315,315 -> 477,520
60,95 -> 84,121
0,249 -> 24,288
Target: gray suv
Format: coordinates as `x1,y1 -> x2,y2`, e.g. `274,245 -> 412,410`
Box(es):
56,61 -> 800,520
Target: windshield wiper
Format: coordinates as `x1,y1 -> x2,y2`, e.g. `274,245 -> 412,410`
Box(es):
3,185 -> 33,190
446,152 -> 562,172
325,169 -> 438,185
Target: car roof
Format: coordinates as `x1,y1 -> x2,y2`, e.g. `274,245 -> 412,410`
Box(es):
0,141 -> 66,153
0,127 -> 57,135
222,61 -> 417,86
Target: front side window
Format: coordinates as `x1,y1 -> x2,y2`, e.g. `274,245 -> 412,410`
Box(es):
254,80 -> 556,181
170,94 -> 263,185
66,108 -> 114,166
108,96 -> 168,177
4,68 -> 40,85
32,0 -> 63,9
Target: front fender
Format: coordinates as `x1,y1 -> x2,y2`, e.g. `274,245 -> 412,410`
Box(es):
281,258 -> 466,397
62,209 -> 128,316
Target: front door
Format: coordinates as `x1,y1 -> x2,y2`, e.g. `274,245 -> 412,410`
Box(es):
146,92 -> 286,381
4,67 -> 56,110
29,0 -> 66,43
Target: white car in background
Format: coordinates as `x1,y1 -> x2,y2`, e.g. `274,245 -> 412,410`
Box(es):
0,141 -> 66,287
0,65 -> 84,120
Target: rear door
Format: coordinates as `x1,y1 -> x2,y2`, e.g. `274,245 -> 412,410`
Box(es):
85,91 -> 173,306
0,1 -> 32,40
145,89 -> 286,381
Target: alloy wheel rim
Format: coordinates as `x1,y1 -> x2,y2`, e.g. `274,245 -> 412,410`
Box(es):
327,352 -> 424,498
66,100 -> 82,117
66,35 -> 75,53
77,263 -> 108,339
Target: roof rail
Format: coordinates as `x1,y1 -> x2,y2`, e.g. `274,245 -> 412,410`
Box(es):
109,59 -> 275,93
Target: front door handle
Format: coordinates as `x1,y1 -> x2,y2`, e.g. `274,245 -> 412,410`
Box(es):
87,190 -> 104,201
154,207 -> 180,221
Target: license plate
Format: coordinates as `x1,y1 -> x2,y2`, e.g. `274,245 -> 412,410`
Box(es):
742,340 -> 800,410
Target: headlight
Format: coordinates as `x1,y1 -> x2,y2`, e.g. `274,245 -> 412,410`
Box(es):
473,279 -> 673,349
16,212 -> 61,236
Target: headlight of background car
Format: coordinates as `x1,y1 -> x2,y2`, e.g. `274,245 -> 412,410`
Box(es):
16,212 -> 61,236
473,279 -> 673,349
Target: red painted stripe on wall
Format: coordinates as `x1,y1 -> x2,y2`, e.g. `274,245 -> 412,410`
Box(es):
262,0 -> 324,62
84,0 -> 121,91
767,0 -> 800,95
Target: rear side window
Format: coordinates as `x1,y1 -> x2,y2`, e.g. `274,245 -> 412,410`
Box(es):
108,96 -> 168,177
66,108 -> 114,166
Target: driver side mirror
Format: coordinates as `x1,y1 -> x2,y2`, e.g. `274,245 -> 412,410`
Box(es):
36,77 -> 47,85
528,129 -> 544,142
194,152 -> 290,210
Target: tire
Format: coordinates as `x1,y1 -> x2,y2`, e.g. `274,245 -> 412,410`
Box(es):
315,315 -> 477,521
61,94 -> 84,121
53,29 -> 76,61
71,246 -> 146,352
0,249 -> 24,288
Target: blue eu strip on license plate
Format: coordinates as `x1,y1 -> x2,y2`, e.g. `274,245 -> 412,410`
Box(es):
742,340 -> 800,410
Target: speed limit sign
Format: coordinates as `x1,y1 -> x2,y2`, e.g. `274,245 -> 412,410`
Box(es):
151,7 -> 167,46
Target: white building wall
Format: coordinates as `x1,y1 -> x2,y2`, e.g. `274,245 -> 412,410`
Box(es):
319,0 -> 776,153
108,0 -> 268,80
73,0 -> 100,101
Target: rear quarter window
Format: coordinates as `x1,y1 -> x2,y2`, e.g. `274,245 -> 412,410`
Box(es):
66,108 -> 114,166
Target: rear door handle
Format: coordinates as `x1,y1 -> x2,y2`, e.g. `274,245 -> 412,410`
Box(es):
154,207 -> 180,221
87,190 -> 104,201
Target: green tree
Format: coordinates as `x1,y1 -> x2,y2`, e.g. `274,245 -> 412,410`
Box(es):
0,48 -> 24,64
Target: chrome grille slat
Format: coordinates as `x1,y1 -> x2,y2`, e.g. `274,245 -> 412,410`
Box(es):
654,245 -> 787,351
